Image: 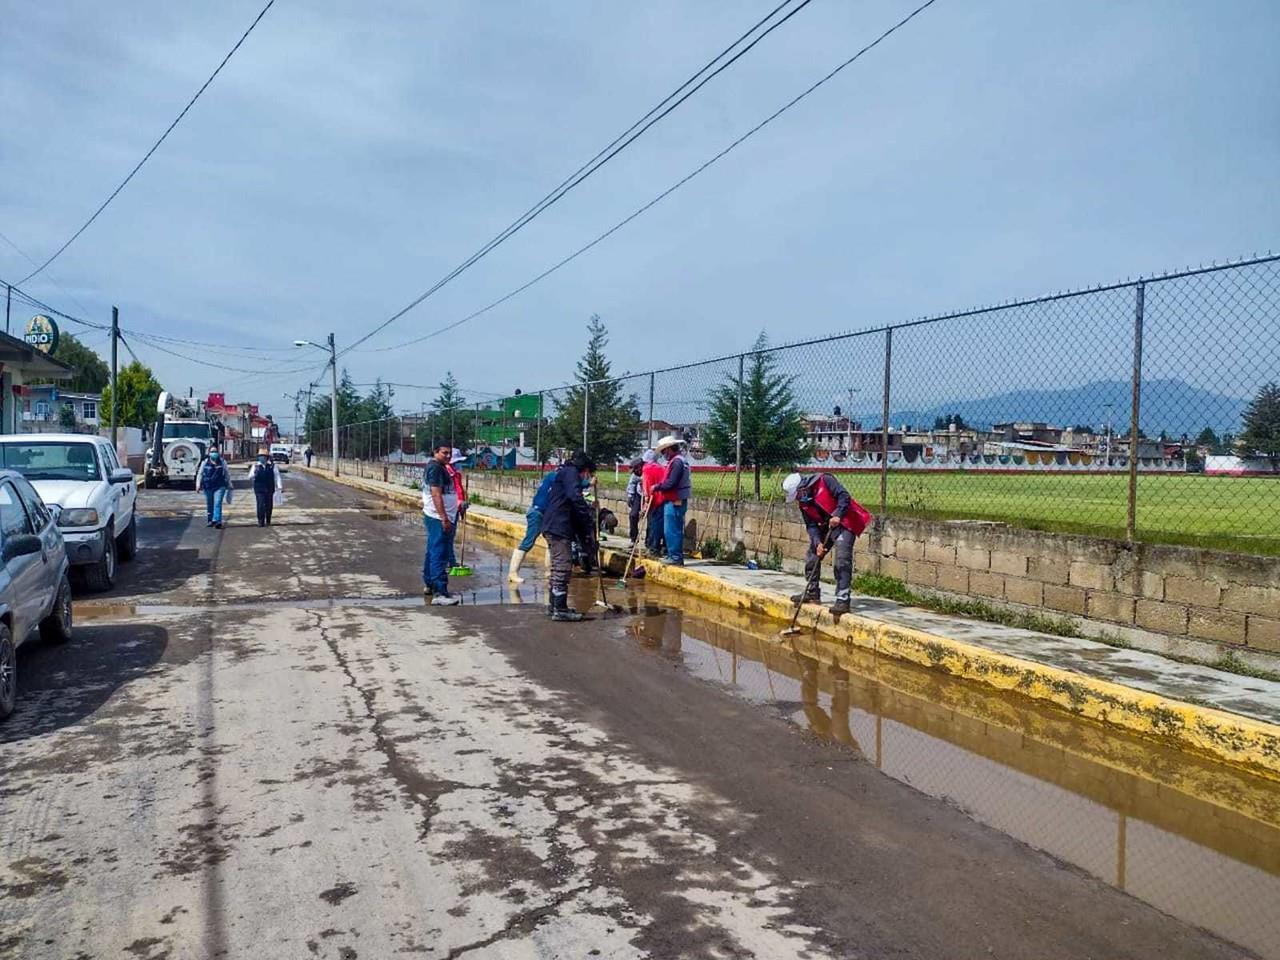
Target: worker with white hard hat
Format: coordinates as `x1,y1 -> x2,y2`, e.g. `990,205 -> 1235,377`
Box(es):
782,470 -> 872,616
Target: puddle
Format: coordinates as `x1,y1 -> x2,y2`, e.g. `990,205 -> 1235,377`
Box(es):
602,589 -> 1280,960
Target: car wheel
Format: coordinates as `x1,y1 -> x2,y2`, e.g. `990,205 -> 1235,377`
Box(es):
118,515 -> 138,562
83,526 -> 117,592
39,576 -> 73,644
0,624 -> 15,721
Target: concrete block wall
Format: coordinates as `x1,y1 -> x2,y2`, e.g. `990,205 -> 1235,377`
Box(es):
346,461 -> 1280,653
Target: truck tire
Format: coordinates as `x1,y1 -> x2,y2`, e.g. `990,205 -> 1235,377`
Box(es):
118,515 -> 138,562
82,526 -> 117,592
0,623 -> 15,721
39,576 -> 73,644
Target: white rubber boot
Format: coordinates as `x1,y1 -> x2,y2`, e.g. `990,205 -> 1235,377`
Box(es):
508,548 -> 527,583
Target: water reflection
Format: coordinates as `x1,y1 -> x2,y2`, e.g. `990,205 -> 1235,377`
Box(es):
610,587 -> 1280,960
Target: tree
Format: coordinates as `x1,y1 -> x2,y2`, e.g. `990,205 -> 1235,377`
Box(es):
303,370 -> 361,455
58,404 -> 78,431
39,332 -> 111,394
99,361 -> 164,430
550,315 -> 640,466
701,332 -> 809,496
431,371 -> 468,449
932,413 -> 969,431
1240,382 -> 1280,468
1195,427 -> 1220,450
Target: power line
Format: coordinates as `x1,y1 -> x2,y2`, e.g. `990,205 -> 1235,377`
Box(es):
364,0 -> 941,354
18,0 -> 277,283
338,0 -> 816,357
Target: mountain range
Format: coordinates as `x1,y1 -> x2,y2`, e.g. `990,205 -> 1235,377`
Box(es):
862,379 -> 1250,437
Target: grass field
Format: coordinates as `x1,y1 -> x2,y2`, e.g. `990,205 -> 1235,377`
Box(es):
666,470 -> 1280,556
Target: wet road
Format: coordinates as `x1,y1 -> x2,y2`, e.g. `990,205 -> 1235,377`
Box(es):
0,469 -> 1274,959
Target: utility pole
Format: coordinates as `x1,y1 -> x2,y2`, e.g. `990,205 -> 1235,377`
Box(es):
582,381 -> 590,454
110,306 -> 119,446
328,333 -> 339,477
4,284 -> 10,335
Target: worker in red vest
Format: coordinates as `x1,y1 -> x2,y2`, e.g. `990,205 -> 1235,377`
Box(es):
782,472 -> 872,616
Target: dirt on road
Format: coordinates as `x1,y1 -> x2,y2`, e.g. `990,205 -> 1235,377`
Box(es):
0,470 -> 1271,959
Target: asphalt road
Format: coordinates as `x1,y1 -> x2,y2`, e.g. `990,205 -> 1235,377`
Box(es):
0,469 -> 1251,959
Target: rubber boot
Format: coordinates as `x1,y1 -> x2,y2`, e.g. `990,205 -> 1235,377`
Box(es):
790,589 -> 821,605
550,593 -> 584,622
508,548 -> 527,583
829,597 -> 851,616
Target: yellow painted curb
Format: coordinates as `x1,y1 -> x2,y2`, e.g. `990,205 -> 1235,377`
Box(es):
305,466 -> 1280,781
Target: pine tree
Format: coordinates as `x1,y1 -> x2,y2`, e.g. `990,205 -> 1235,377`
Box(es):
550,315 -> 640,466
701,332 -> 809,496
432,372 -> 467,449
1240,382 -> 1280,468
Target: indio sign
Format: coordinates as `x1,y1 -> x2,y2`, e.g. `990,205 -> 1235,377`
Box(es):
24,314 -> 59,354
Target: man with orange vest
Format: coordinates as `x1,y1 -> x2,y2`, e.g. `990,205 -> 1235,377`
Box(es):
782,471 -> 872,616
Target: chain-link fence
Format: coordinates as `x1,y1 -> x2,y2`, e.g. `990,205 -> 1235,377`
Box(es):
304,255 -> 1279,556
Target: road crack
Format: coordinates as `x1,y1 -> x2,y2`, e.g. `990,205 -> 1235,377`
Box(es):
309,610 -> 463,841
440,883 -> 593,960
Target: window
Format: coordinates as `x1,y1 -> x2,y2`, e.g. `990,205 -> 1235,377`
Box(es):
11,477 -> 50,530
82,401 -> 97,421
0,442 -> 104,482
0,483 -> 34,539
100,444 -> 121,472
34,400 -> 50,420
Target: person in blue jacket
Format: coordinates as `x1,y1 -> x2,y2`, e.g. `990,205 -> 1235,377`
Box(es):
508,467 -> 559,583
541,452 -> 596,622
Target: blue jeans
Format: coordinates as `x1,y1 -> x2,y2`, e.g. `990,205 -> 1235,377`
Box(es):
422,515 -> 457,593
663,500 -> 687,563
204,487 -> 226,523
518,508 -> 543,552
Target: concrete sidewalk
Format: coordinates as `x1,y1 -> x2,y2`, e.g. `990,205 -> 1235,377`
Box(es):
305,466 -> 1280,779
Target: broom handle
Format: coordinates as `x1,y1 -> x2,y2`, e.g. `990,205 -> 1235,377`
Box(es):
620,498 -> 651,580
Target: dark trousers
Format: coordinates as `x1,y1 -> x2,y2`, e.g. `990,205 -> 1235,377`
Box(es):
645,507 -> 665,554
628,496 -> 641,543
255,490 -> 274,526
545,533 -> 573,597
805,526 -> 856,601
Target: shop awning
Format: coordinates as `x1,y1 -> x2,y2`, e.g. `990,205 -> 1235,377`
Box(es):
0,330 -> 75,379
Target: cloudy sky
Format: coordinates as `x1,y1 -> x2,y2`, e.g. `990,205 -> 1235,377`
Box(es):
2,0 -> 1277,424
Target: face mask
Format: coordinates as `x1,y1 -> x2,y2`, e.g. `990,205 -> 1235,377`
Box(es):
257,456 -> 267,464
210,453 -> 221,462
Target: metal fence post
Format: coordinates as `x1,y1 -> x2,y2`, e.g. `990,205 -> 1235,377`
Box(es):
536,390 -> 544,468
582,381 -> 589,454
734,353 -> 744,501
648,373 -> 655,450
879,328 -> 892,520
1127,282 -> 1145,542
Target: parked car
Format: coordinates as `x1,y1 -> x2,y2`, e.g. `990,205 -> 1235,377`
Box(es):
269,443 -> 292,465
0,470 -> 73,721
0,435 -> 138,591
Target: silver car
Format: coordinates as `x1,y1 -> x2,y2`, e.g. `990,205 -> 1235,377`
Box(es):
0,470 -> 73,721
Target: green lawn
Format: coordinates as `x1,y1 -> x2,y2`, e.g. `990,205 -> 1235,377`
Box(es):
659,470 -> 1280,556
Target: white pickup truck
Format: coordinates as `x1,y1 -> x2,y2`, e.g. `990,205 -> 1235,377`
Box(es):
0,434 -> 138,591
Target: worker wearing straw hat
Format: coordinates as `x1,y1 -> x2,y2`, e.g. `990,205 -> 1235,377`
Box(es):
653,435 -> 691,565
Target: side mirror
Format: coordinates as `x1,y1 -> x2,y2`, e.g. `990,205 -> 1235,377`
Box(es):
2,534 -> 42,562
110,467 -> 134,485
48,504 -> 63,523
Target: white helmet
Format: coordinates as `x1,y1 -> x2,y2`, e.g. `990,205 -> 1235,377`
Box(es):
782,473 -> 802,502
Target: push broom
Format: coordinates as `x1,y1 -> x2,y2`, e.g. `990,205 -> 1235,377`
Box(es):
448,477 -> 473,577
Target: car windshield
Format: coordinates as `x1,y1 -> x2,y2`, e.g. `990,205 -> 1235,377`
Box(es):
164,422 -> 212,439
0,442 -> 102,482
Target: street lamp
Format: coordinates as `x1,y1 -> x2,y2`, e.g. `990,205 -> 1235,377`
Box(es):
294,334 -> 338,477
